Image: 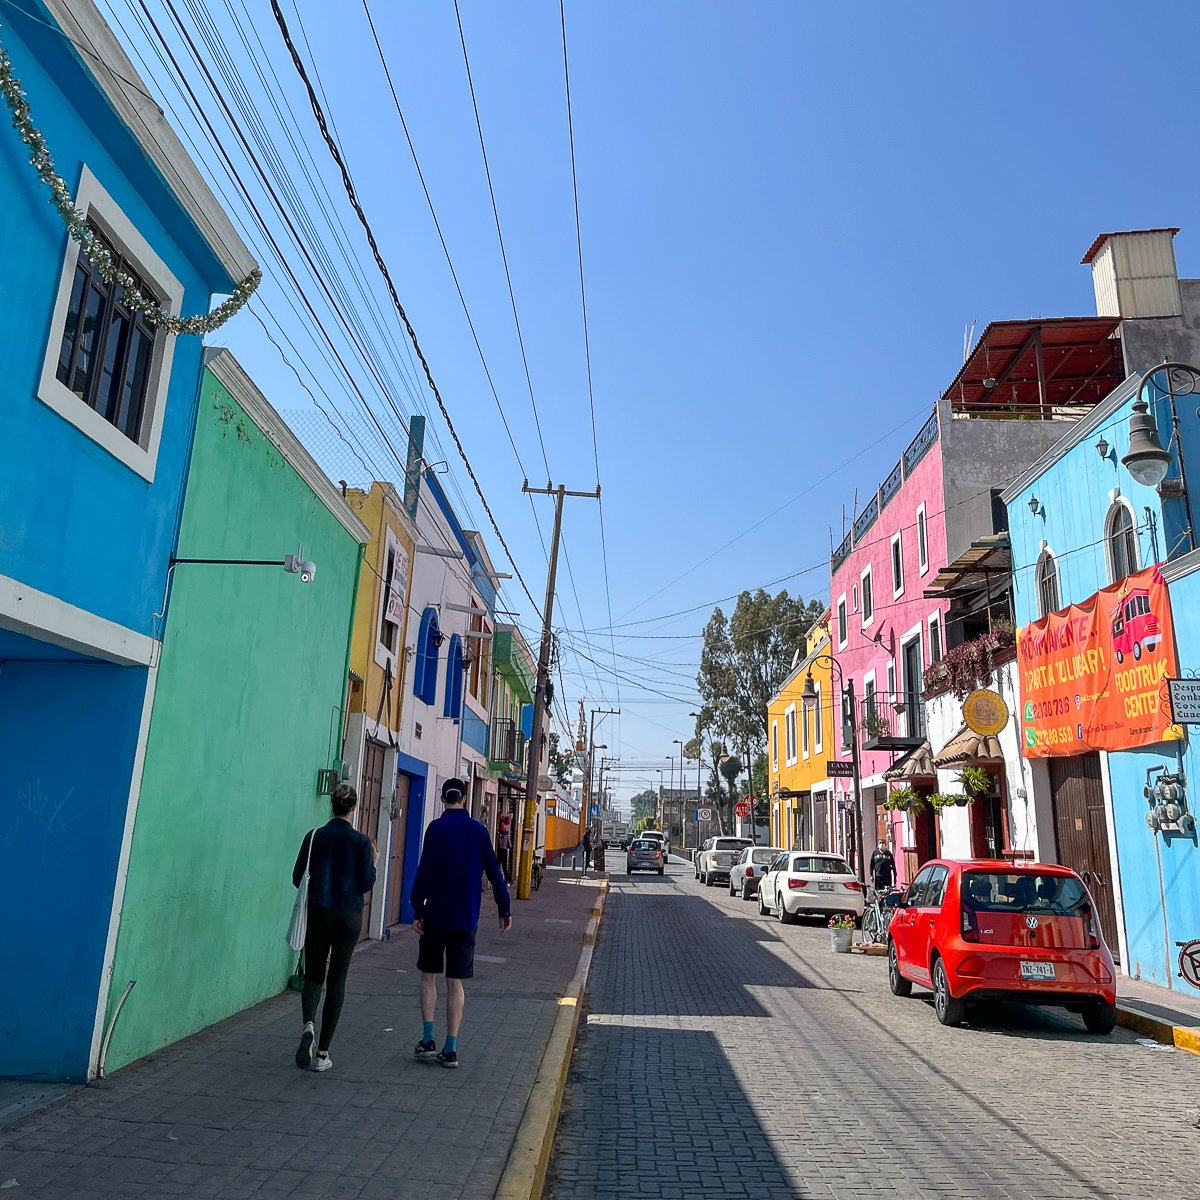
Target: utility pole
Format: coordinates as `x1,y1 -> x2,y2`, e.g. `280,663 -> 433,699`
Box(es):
517,481 -> 600,900
581,706 -> 619,843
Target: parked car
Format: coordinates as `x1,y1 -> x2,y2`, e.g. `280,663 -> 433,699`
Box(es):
887,859 -> 1117,1033
639,829 -> 668,862
698,837 -> 753,886
758,851 -> 864,924
694,837 -> 713,879
729,846 -> 785,899
626,837 -> 665,876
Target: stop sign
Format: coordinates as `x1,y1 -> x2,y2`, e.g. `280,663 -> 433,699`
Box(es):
735,801 -> 750,818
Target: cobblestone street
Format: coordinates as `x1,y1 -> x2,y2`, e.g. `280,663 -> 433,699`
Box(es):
550,859 -> 1200,1200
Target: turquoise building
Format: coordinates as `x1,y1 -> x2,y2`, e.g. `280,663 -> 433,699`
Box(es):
0,0 -> 255,1079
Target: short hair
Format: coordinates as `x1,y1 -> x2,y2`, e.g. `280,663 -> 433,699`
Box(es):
442,777 -> 467,804
331,782 -> 358,816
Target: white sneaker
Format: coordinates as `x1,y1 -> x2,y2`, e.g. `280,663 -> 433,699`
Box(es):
311,1052 -> 333,1072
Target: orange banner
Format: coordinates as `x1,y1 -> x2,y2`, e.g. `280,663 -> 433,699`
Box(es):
1018,564 -> 1178,757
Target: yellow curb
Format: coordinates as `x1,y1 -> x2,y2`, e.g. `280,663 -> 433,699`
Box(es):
494,880 -> 608,1200
1115,1005 -> 1200,1058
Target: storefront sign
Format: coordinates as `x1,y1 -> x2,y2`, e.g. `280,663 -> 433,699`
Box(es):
963,689 -> 1009,737
1167,679 -> 1200,725
826,760 -> 855,778
1018,564 -> 1178,758
384,545 -> 408,625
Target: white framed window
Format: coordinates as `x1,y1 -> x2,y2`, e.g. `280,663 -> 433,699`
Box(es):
801,700 -> 810,758
38,165 -> 183,483
861,566 -> 874,628
853,583 -> 859,613
837,594 -> 848,650
1105,500 -> 1139,584
891,531 -> 904,598
771,719 -> 779,771
886,659 -> 896,697
784,705 -> 798,766
1037,550 -> 1060,618
813,681 -> 823,751
916,504 -> 929,575
862,671 -> 877,740
928,612 -> 943,664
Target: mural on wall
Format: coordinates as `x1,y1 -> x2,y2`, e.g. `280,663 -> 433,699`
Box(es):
1018,565 -> 1178,757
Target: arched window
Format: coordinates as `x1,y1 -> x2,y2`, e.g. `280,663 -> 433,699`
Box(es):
1036,551 -> 1060,618
444,634 -> 465,719
413,607 -> 441,705
1106,502 -> 1139,583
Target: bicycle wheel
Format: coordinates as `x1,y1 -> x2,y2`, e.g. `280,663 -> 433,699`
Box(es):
862,908 -> 881,943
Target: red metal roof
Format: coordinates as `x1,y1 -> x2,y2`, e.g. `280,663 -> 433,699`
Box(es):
941,317 -> 1123,416
1080,228 -> 1179,265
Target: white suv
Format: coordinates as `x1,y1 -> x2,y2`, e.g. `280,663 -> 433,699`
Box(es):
697,837 -> 753,887
639,829 -> 668,862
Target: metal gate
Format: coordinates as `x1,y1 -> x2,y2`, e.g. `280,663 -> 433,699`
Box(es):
357,740 -> 385,940
813,792 -> 829,852
1048,752 -> 1120,956
386,772 -> 410,927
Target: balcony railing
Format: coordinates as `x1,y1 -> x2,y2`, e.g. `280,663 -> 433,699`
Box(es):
902,408 -> 939,476
489,718 -> 526,772
860,691 -> 926,751
831,530 -> 853,571
852,493 -> 880,544
879,460 -> 903,512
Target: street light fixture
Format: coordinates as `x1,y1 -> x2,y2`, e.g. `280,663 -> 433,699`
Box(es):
802,656 -> 867,886
1122,397 -> 1171,487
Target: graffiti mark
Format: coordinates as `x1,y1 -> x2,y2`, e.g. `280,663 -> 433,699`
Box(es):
2,780 -> 81,865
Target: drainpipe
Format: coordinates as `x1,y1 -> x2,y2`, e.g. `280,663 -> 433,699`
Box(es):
335,542 -> 366,773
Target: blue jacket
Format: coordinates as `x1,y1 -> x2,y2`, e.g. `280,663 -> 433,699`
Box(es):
410,808 -> 511,932
293,819 -> 376,912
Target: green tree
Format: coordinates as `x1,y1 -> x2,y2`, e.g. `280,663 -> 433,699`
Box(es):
548,731 -> 572,788
630,788 -> 659,824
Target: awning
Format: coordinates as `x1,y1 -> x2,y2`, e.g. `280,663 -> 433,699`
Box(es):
883,741 -> 936,781
933,724 -> 1004,767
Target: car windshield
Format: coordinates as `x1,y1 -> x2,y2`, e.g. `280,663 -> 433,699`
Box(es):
714,839 -> 751,851
631,840 -> 659,852
752,849 -> 777,864
791,855 -> 851,874
961,872 -> 1089,915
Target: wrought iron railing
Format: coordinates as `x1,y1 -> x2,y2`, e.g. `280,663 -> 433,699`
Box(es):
852,493 -> 879,544
902,407 -> 939,476
489,718 -> 526,770
860,690 -> 926,747
879,461 -> 903,511
831,530 -> 853,571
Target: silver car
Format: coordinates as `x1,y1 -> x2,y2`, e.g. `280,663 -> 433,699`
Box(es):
728,846 -> 786,899
698,837 -> 753,887
627,837 -> 665,876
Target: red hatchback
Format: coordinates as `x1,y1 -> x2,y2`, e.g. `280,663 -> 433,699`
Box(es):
887,859 -> 1117,1033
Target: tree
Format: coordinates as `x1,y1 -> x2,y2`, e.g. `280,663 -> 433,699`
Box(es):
630,789 -> 658,824
696,589 -> 824,763
751,752 -> 768,808
548,731 -> 572,788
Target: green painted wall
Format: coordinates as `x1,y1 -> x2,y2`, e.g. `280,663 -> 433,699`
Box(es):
102,365 -> 363,1072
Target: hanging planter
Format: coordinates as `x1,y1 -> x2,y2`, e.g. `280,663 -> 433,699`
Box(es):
885,786 -> 926,815
929,792 -> 972,812
958,766 -> 992,799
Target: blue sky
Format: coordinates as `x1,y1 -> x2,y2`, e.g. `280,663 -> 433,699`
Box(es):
91,0 -> 1200,805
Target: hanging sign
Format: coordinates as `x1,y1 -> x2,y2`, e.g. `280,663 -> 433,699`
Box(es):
963,689 -> 1009,737
1167,679 -> 1200,725
1017,564 -> 1178,758
384,545 -> 408,625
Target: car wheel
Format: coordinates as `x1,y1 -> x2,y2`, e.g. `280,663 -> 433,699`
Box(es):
658,867 -> 664,876
729,880 -> 737,896
1133,640 -> 1143,661
932,957 -> 964,1026
1115,648 -> 1124,665
742,882 -> 753,902
758,888 -> 769,916
777,895 -> 795,925
705,872 -> 714,887
888,940 -> 912,997
1083,1002 -> 1117,1035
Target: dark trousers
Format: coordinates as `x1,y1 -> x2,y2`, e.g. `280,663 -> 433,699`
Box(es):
302,906 -> 362,1052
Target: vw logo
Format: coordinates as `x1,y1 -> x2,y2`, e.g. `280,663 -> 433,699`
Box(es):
1025,915 -> 1040,930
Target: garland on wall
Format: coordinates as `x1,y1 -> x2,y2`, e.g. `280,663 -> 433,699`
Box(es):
0,23 -> 260,336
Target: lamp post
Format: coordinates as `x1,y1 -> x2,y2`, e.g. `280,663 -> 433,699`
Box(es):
672,738 -> 684,844
689,712 -> 703,845
802,657 -> 867,886
656,768 -> 664,827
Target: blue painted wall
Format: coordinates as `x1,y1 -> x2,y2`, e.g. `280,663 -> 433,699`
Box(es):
0,655 -> 147,1079
462,709 -> 489,757
396,750 -> 427,924
0,4 -> 234,637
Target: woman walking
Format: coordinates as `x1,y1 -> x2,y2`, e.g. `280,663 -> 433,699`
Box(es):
292,782 -> 377,1073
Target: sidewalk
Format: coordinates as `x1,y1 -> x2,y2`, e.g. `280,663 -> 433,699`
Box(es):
0,871 -> 605,1199
1117,975 -> 1200,1056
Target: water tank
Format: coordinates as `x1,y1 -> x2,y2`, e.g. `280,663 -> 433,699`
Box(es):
1083,229 -> 1182,319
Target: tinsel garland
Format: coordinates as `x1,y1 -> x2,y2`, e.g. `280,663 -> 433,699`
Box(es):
0,22 -> 260,336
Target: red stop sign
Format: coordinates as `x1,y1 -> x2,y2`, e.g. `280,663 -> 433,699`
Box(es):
735,801 -> 750,818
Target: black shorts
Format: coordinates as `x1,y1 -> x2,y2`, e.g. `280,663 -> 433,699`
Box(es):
417,926 -> 477,979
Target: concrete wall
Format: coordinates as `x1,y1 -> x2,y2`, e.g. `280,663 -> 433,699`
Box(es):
1119,280 -> 1200,377
99,365 -> 364,1072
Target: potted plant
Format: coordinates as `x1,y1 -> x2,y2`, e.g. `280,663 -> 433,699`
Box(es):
862,708 -> 889,740
958,765 -> 992,799
829,913 -> 856,952
885,786 -> 926,815
929,792 -> 971,812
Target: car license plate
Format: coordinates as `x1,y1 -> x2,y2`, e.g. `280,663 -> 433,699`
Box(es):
1019,961 -> 1055,981
818,881 -> 834,892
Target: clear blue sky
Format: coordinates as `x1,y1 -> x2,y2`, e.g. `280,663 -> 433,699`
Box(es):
94,0 -> 1200,805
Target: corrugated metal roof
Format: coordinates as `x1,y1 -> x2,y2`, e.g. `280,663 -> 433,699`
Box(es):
1081,228 -> 1179,265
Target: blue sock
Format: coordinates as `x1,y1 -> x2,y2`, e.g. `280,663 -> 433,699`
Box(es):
423,1021 -> 434,1044
443,1034 -> 457,1053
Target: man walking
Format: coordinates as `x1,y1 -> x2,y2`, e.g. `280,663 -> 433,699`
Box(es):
581,826 -> 593,873
869,838 -> 896,892
411,778 -> 511,1069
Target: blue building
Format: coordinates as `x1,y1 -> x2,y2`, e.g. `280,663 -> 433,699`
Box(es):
0,0 -> 255,1079
1002,229 -> 1200,996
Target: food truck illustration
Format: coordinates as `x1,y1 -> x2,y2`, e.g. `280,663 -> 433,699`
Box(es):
1110,587 -> 1162,664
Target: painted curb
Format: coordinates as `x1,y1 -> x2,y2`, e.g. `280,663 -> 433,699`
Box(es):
1116,1004 -> 1200,1057
494,879 -> 608,1200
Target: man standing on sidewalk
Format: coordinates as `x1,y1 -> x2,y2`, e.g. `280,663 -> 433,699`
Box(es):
870,838 -> 896,892
410,778 -> 511,1069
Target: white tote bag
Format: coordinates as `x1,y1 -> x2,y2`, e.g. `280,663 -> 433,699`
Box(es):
287,829 -> 317,951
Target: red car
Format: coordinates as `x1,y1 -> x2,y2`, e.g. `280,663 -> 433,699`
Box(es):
887,859 -> 1117,1033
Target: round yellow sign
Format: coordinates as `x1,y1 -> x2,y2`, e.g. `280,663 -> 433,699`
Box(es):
963,689 -> 1009,737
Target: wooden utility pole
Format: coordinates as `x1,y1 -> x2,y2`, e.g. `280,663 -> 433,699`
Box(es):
516,481 -> 600,900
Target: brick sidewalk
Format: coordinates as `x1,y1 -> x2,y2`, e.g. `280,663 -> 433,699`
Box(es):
0,872 -> 603,1200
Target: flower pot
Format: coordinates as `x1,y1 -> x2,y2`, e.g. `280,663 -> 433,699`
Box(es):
830,927 -> 854,953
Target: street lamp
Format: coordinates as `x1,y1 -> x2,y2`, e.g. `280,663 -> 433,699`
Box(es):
672,738 -> 684,842
802,656 -> 867,886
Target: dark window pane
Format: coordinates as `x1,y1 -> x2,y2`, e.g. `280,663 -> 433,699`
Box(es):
56,264 -> 90,386
117,324 -> 153,440
98,307 -> 130,423
74,282 -> 107,404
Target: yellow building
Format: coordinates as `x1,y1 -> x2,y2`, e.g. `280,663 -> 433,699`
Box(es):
342,481 -> 419,938
767,607 -> 838,851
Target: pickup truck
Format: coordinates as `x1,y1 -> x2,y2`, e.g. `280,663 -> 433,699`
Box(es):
601,821 -> 628,849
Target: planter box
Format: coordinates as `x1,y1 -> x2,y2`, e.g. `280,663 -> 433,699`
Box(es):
830,928 -> 854,953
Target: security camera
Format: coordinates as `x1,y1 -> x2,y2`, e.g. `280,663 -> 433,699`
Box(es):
299,560 -> 316,584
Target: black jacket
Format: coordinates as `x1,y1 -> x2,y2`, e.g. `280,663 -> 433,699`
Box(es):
869,848 -> 896,886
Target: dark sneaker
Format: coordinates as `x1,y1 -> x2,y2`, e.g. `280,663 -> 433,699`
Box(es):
295,1023 -> 315,1070
436,1050 -> 459,1069
414,1039 -> 437,1059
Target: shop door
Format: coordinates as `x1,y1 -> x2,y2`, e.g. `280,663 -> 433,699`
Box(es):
357,740 -> 385,940
1049,753 -> 1120,956
813,793 -> 829,852
386,772 -> 410,927
902,638 -> 924,739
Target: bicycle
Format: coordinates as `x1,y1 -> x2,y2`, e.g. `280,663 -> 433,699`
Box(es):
531,847 -> 545,891
862,883 -> 902,943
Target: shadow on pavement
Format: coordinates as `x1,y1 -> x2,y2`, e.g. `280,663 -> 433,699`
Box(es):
550,1025 -> 795,1198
